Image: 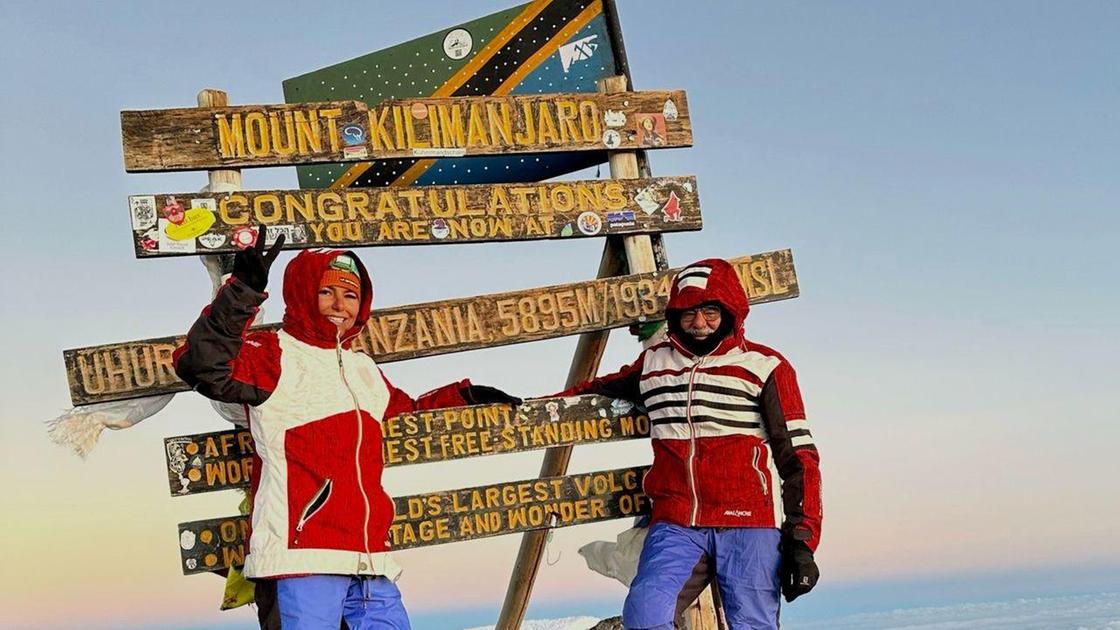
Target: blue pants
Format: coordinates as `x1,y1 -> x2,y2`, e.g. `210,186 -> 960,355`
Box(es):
275,575 -> 410,630
623,523 -> 781,630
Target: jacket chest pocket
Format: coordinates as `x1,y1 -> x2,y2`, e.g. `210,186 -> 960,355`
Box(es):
294,478 -> 332,544
749,446 -> 771,501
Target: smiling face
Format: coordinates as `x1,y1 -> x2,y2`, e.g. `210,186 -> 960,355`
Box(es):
318,285 -> 360,334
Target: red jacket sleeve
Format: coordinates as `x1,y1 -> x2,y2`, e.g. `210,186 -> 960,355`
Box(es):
760,359 -> 823,551
553,352 -> 645,402
379,371 -> 471,419
173,278 -> 280,405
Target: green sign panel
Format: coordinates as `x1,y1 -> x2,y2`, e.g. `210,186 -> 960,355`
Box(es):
283,0 -> 618,189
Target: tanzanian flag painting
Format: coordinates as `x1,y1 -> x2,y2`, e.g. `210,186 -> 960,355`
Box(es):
282,0 -> 618,190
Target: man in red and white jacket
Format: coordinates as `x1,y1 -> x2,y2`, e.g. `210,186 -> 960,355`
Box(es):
563,258 -> 822,630
174,231 -> 518,629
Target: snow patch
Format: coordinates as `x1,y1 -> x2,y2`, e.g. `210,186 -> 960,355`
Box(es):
463,616 -> 601,630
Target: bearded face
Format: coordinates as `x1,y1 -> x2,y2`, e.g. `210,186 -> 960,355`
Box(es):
679,304 -> 723,340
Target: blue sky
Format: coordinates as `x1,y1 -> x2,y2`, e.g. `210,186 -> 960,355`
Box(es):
1,1 -> 1117,628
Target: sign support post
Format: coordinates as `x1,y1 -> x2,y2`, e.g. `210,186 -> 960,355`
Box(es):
194,89 -> 242,285
196,89 -> 242,192
602,0 -> 670,272
497,74 -> 658,630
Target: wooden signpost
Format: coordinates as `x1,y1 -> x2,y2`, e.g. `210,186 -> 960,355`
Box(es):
121,91 -> 691,172
69,3 -> 806,626
165,394 -> 650,496
178,465 -> 649,575
128,176 -> 701,257
64,250 -> 798,405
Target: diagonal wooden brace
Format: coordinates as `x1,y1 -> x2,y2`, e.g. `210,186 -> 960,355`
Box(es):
497,74 -> 660,630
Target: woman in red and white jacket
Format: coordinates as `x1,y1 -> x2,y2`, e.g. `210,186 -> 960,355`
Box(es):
174,231 -> 518,630
562,258 -> 822,630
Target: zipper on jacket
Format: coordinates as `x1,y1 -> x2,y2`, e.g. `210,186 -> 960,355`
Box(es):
293,478 -> 333,545
750,446 -> 769,497
336,331 -> 375,572
685,356 -> 704,526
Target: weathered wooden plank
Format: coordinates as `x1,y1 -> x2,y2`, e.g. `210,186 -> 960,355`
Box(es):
177,466 -> 650,574
65,250 -> 798,405
165,394 -> 649,496
122,91 -> 691,172
129,176 -> 701,257
165,428 -> 254,496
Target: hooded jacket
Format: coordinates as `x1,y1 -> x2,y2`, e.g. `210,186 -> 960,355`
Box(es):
563,259 -> 822,550
173,250 -> 469,579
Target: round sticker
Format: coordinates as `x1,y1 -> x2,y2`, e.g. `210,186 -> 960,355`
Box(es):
577,211 -> 602,236
431,219 -> 450,239
410,102 -> 428,119
180,530 -> 196,550
341,124 -> 365,145
443,28 -> 473,60
602,129 -> 621,149
231,226 -> 257,249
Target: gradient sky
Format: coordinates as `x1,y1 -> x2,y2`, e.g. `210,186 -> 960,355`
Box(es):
1,1 -> 1118,628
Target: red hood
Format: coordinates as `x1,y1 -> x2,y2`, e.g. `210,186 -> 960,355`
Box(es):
665,258 -> 749,353
281,249 -> 373,350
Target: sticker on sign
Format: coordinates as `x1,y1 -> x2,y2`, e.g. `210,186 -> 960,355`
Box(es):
443,28 -> 473,60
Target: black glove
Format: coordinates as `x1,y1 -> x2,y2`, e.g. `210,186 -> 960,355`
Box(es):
780,536 -> 819,602
232,225 -> 285,292
462,385 -> 522,406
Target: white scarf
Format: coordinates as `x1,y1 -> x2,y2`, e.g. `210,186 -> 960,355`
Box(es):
46,182 -> 255,456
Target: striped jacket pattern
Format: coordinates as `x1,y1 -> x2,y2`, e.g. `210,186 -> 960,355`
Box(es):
565,259 -> 822,550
